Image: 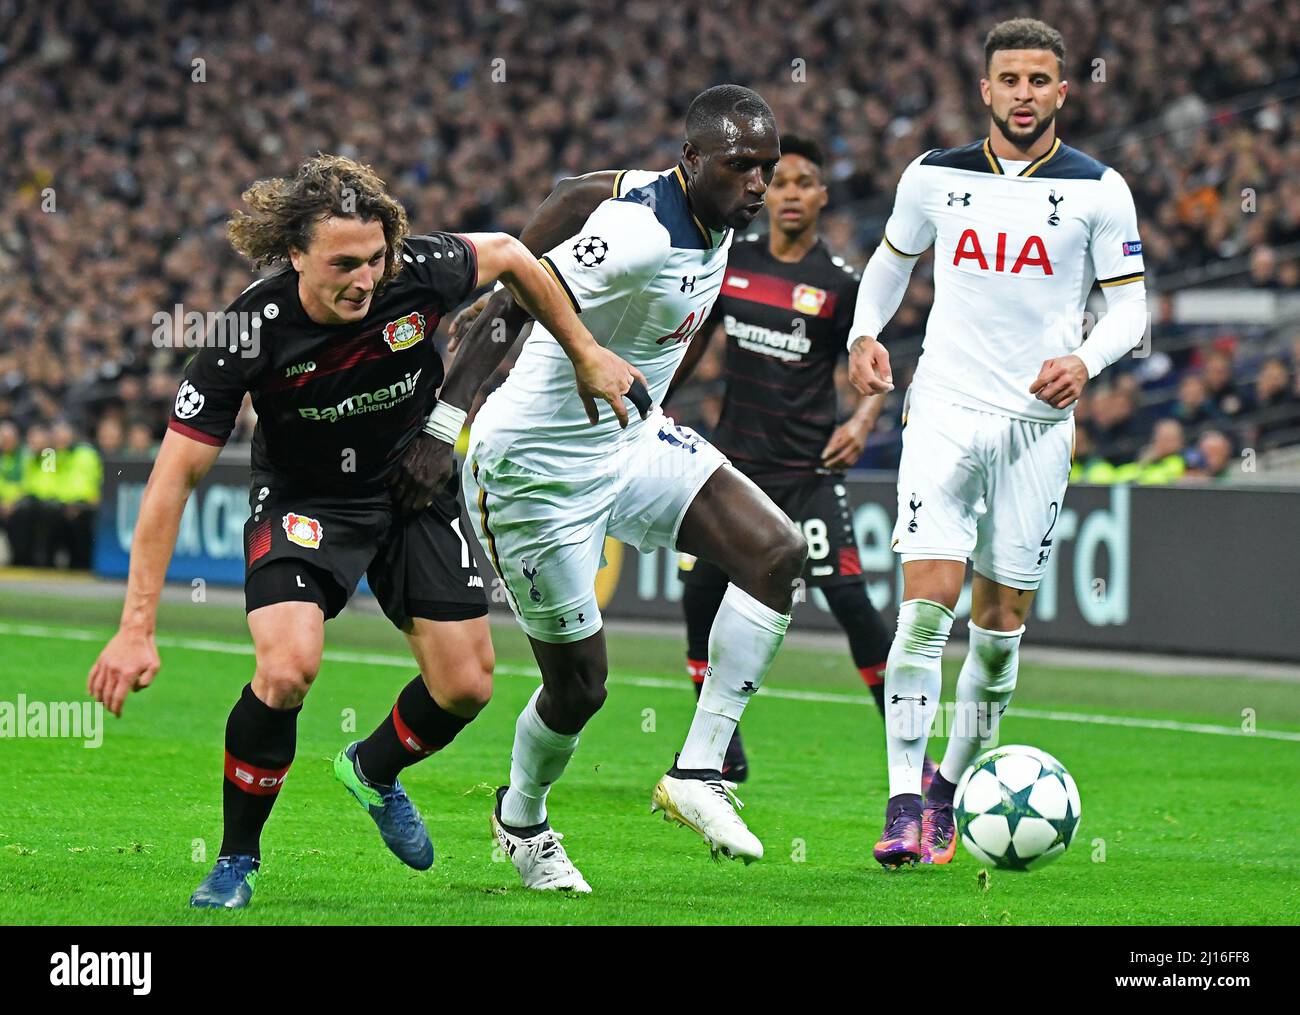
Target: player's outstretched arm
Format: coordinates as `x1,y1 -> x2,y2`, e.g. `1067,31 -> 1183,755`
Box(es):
445,173 -> 621,355
395,174 -> 642,513
469,232 -> 646,424
847,156 -> 933,396
88,430 -> 221,717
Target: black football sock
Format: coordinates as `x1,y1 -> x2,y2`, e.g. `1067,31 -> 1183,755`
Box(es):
220,683 -> 300,860
354,675 -> 471,788
926,772 -> 958,807
861,666 -> 888,714
824,584 -> 895,720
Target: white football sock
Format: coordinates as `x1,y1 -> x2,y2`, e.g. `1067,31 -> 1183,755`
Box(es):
885,599 -> 953,798
678,584 -> 790,771
501,686 -> 579,828
939,620 -> 1022,786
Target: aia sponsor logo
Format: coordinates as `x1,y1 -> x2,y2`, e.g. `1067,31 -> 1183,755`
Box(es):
953,229 -> 1053,275
656,308 -> 711,345
282,512 -> 323,549
382,311 -> 426,351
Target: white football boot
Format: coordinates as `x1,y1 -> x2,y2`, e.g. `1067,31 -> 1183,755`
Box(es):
651,759 -> 763,863
491,787 -> 592,893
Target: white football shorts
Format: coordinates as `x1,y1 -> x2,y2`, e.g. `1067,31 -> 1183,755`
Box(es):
464,409 -> 728,642
892,390 -> 1075,591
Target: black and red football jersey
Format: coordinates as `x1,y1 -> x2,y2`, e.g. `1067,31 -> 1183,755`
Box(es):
167,233 -> 477,493
705,233 -> 862,480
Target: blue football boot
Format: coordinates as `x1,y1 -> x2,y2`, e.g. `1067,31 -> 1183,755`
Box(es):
189,854 -> 259,909
333,741 -> 434,870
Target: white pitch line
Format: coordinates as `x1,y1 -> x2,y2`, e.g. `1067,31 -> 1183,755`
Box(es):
5,621 -> 1300,744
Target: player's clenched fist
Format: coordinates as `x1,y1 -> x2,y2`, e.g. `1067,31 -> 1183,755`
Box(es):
575,346 -> 650,428
87,628 -> 161,718
848,335 -> 894,395
1029,355 -> 1088,410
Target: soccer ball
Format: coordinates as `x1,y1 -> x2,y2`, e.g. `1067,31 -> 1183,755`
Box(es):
953,744 -> 1081,871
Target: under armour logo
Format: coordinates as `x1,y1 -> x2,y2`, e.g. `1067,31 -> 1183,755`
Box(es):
890,694 -> 927,705
907,494 -> 922,533
1047,190 -> 1064,227
680,275 -> 696,293
1037,549 -> 1051,566
741,681 -> 757,695
947,192 -> 971,206
522,560 -> 542,603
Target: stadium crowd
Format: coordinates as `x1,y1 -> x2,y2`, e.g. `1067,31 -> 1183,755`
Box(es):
2,0 -> 1299,565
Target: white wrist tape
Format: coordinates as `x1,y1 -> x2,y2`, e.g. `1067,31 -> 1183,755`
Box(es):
422,400 -> 467,444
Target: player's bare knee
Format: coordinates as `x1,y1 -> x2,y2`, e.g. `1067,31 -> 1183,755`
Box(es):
972,603 -> 1029,634
253,650 -> 319,708
568,676 -> 607,724
436,660 -> 494,716
764,522 -> 808,593
545,670 -> 606,728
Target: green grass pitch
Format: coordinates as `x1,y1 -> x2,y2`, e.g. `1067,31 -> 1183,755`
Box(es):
1,586 -> 1297,925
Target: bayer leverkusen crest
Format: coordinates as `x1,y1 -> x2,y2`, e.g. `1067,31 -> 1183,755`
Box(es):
792,284 -> 828,316
282,512 -> 323,549
382,311 -> 426,352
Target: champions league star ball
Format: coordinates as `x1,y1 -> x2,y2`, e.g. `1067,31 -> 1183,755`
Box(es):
953,745 -> 1081,871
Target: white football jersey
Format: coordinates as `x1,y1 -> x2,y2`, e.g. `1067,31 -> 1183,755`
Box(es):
471,167 -> 731,473
885,137 -> 1145,421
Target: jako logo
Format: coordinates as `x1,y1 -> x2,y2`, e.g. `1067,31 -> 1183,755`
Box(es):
50,946 -> 151,995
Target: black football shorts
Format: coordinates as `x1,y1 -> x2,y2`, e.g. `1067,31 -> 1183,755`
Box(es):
242,471 -> 487,629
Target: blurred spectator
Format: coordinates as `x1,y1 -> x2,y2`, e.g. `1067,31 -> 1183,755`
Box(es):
1088,386 -> 1144,465
95,415 -> 125,457
1183,429 -> 1236,481
1169,374 -> 1223,432
8,423 -> 55,566
1201,348 -> 1253,418
1135,419 -> 1188,482
1248,357 -> 1300,449
5,420 -> 102,568
0,422 -> 23,558
125,421 -> 157,455
1248,245 -> 1281,289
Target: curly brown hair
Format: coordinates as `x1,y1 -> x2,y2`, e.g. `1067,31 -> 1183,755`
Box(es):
227,154 -> 410,285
